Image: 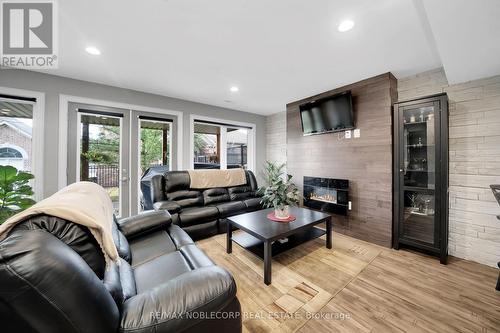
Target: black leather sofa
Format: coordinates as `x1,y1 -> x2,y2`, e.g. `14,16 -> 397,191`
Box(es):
0,210 -> 241,333
151,170 -> 263,240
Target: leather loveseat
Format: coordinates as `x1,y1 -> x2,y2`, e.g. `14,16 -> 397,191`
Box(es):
151,170 -> 263,240
0,210 -> 241,333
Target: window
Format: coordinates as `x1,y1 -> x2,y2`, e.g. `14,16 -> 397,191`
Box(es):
0,147 -> 24,158
226,127 -> 248,169
193,122 -> 220,169
0,100 -> 34,173
0,146 -> 25,170
191,117 -> 255,171
0,89 -> 43,200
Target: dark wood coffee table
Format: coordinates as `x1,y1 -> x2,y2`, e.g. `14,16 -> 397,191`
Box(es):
226,207 -> 332,285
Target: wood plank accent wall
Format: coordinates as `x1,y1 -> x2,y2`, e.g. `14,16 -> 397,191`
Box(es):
286,73 -> 397,247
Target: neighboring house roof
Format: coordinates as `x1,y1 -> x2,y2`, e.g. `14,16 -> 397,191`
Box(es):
0,117 -> 32,138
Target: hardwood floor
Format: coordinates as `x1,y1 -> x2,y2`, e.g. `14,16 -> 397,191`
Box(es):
196,227 -> 500,333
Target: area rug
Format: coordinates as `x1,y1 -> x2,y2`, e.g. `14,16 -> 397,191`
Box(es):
196,229 -> 382,332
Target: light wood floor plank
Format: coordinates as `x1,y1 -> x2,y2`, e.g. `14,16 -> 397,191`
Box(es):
196,231 -> 500,333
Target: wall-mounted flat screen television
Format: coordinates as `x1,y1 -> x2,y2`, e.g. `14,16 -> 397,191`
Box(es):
299,91 -> 354,136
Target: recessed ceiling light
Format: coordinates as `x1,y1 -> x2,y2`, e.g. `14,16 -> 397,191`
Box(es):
230,86 -> 239,93
85,46 -> 101,55
338,20 -> 355,32
1,108 -> 10,113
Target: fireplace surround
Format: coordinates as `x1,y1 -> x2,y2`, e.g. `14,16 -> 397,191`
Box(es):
303,176 -> 349,215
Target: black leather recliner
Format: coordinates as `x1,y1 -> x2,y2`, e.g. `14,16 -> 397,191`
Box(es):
151,170 -> 263,240
0,210 -> 242,333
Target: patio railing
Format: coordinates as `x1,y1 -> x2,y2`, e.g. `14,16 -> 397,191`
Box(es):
87,164 -> 119,188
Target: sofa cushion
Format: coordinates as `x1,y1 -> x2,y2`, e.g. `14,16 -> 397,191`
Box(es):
244,197 -> 262,212
153,200 -> 181,214
164,170 -> 191,193
133,252 -> 191,293
167,190 -> 203,208
203,188 -> 230,205
213,201 -> 247,218
228,186 -> 254,201
129,231 -> 177,267
182,221 -> 218,241
179,206 -> 219,227
120,266 -> 239,333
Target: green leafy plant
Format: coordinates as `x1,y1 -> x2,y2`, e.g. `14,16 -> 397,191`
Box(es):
0,165 -> 36,223
258,161 -> 300,209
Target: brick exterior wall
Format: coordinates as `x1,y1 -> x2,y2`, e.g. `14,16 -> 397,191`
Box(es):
398,68 -> 500,267
0,123 -> 32,171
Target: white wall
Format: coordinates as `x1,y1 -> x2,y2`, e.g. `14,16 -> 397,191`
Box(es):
399,68 -> 500,267
0,69 -> 267,198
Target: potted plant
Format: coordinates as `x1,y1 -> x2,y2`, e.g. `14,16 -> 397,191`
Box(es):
0,165 -> 36,223
258,161 -> 300,219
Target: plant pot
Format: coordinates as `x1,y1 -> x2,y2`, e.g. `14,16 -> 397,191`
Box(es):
274,205 -> 290,219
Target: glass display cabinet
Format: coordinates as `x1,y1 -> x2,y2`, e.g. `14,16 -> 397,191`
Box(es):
393,93 -> 448,264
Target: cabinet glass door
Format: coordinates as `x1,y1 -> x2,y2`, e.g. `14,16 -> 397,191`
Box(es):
399,102 -> 439,246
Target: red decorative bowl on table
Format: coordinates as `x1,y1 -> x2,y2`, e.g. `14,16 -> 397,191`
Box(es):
266,212 -> 296,223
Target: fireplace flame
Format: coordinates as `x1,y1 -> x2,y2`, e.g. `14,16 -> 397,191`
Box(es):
309,193 -> 337,204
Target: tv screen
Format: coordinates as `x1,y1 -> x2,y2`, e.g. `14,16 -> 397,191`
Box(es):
299,91 -> 354,136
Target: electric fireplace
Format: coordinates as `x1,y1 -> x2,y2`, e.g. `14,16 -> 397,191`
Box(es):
303,176 -> 349,215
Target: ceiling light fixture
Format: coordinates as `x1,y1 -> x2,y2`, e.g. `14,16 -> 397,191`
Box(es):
230,86 -> 239,93
85,46 -> 101,55
1,108 -> 10,113
338,20 -> 355,32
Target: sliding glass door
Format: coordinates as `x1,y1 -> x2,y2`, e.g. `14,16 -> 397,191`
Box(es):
68,104 -> 174,217
68,104 -> 130,216
79,112 -> 124,216
139,118 -> 171,173
135,116 -> 172,213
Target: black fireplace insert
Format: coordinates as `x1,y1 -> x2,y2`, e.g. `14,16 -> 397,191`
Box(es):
303,176 -> 349,215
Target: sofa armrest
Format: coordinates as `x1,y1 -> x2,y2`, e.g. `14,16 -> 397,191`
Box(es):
120,266 -> 239,333
117,210 -> 171,239
153,200 -> 182,214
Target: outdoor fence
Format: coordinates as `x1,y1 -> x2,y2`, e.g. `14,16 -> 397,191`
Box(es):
87,164 -> 119,188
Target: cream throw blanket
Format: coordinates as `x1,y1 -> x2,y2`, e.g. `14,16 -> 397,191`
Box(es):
188,169 -> 246,189
0,181 -> 118,266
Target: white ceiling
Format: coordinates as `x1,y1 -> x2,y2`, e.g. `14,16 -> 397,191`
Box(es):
36,0 -> 500,115
422,0 -> 500,84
